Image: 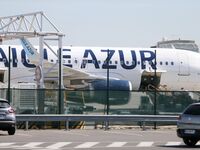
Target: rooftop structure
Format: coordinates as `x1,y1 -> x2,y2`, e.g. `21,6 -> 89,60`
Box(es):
151,39 -> 199,53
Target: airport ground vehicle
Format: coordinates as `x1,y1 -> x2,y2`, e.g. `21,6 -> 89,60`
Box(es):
177,103 -> 200,146
0,99 -> 16,135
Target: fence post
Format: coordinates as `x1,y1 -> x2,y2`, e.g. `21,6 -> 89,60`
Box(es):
25,121 -> 29,131
104,121 -> 109,130
65,120 -> 69,131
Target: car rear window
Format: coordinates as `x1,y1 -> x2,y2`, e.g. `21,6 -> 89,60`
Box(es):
184,105 -> 200,115
0,101 -> 10,108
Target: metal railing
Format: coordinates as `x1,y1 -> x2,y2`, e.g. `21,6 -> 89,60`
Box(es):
16,114 -> 178,130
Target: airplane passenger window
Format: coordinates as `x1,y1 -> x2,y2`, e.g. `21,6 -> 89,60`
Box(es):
160,62 -> 163,65
98,60 -> 101,64
171,62 -> 174,65
68,60 -> 71,64
132,61 -> 135,65
83,60 -> 87,64
126,61 -> 129,64
138,61 -> 140,65
109,61 -> 112,64
0,72 -> 4,82
115,61 -> 118,64
165,62 -> 168,65
50,59 -> 54,62
75,60 -> 78,63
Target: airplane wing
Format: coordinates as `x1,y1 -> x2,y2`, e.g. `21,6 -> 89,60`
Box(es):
20,38 -> 116,89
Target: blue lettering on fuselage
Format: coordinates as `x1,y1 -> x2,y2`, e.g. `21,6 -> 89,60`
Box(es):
81,49 -> 99,69
21,50 -> 36,68
63,49 -> 72,68
140,51 -> 156,69
119,50 -> 137,69
12,48 -> 18,67
0,47 -> 156,70
44,49 -> 48,60
101,50 -> 117,69
0,48 -> 9,67
0,47 -> 46,68
80,49 -> 155,70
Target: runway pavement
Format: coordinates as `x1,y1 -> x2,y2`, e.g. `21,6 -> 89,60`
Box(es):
0,128 -> 199,150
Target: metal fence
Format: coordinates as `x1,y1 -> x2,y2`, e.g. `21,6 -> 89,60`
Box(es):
0,89 -> 197,116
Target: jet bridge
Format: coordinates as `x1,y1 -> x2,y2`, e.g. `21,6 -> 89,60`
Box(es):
0,11 -> 65,88
0,12 -> 65,114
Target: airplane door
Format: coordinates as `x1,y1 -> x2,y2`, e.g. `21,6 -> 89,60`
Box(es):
178,53 -> 190,76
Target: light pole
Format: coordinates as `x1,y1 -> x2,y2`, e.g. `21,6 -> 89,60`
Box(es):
106,49 -> 110,115
7,46 -> 11,103
154,50 -> 157,129
104,49 -> 110,130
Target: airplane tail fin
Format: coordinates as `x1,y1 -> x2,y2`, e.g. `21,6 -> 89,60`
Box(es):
20,38 -> 40,64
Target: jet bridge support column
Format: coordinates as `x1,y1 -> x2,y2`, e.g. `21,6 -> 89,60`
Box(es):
58,35 -> 64,88
39,36 -> 45,89
58,35 -> 64,114
38,35 -> 45,114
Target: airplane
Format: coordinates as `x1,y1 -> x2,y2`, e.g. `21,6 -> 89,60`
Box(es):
0,38 -> 199,96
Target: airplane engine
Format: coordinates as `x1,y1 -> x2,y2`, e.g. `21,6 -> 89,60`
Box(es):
84,79 -> 132,105
90,79 -> 132,91
66,80 -> 132,106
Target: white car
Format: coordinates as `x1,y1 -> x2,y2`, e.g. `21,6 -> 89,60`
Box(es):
177,103 -> 200,146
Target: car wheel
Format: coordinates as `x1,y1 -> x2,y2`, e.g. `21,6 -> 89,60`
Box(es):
8,127 -> 16,135
183,138 -> 198,147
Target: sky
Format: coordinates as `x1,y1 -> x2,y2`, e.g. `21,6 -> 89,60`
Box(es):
1,0 -> 200,47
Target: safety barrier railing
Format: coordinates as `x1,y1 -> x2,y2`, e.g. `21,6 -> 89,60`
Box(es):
16,114 -> 178,130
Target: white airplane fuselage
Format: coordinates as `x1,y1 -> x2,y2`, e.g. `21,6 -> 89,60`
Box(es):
0,45 -> 200,91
